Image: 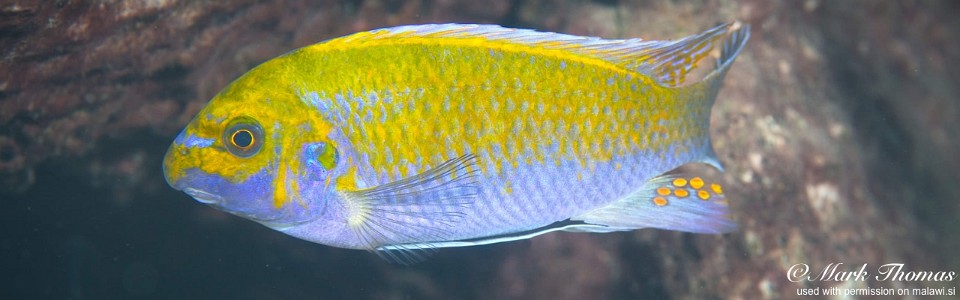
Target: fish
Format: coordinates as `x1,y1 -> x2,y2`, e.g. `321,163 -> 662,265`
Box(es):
163,22 -> 750,263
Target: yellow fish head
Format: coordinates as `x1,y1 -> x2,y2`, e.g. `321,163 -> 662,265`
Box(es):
162,57 -> 341,227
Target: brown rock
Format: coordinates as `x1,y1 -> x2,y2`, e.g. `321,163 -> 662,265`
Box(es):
1,1 -> 956,299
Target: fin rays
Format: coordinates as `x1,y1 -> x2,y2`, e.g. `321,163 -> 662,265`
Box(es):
352,22 -> 749,87
630,22 -> 750,87
344,154 -> 480,264
572,172 -> 736,234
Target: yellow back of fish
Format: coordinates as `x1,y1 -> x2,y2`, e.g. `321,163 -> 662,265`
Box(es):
263,27 -> 713,181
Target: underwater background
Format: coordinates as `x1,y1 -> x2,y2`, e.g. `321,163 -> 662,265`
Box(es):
1,0 -> 958,299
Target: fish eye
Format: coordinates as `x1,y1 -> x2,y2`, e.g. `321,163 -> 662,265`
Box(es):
231,130 -> 254,148
223,117 -> 263,158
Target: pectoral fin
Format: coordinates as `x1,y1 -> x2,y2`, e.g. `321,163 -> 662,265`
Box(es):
344,154 -> 480,264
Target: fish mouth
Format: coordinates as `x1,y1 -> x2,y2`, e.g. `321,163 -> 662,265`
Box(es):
182,187 -> 224,204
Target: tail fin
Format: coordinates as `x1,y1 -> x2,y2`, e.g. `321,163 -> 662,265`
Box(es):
719,22 -> 751,71
699,22 -> 749,171
709,21 -> 750,83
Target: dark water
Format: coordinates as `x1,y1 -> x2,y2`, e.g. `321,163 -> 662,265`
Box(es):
2,1 -> 958,299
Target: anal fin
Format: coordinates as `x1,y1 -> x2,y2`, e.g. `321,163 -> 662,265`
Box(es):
571,173 -> 736,234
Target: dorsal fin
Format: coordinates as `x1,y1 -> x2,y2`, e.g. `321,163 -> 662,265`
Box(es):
325,22 -> 749,87
630,22 -> 750,87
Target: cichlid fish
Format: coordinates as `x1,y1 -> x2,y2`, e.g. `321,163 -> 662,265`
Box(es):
163,22 -> 750,263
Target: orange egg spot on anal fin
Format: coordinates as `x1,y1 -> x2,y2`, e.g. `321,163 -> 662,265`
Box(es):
690,177 -> 704,189
656,187 -> 671,196
711,183 -> 723,194
697,190 -> 710,200
653,196 -> 669,206
672,178 -> 688,187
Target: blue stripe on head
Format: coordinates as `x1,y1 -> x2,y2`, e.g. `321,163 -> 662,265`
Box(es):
174,130 -> 215,148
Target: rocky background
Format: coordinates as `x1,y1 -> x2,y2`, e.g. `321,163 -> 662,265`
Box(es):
2,0 -> 958,299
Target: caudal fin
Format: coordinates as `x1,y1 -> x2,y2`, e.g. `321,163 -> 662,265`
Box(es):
716,22 -> 751,76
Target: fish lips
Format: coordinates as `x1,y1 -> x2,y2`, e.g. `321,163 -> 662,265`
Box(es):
182,187 -> 224,204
